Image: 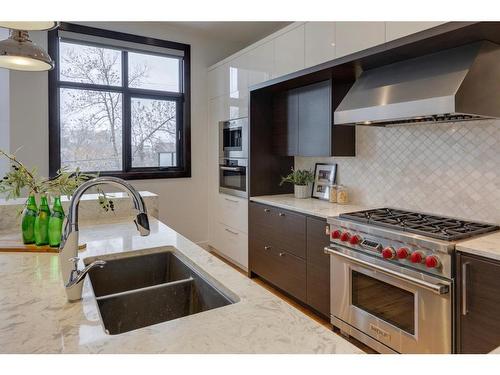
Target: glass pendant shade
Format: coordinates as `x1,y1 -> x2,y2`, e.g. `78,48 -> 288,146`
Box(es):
0,30 -> 54,71
0,21 -> 58,31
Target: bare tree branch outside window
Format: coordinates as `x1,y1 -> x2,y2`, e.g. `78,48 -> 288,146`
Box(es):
58,41 -> 179,172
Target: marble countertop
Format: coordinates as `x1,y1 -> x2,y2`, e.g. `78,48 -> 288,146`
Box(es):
250,194 -> 370,219
456,230 -> 500,262
0,217 -> 362,354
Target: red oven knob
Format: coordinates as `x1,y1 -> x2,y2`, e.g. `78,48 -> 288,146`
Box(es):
397,247 -> 410,259
425,255 -> 441,269
410,251 -> 425,264
340,232 -> 351,242
331,230 -> 342,239
349,235 -> 362,245
382,247 -> 396,259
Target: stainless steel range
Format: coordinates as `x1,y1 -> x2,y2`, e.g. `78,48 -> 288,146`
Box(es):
325,208 -> 499,354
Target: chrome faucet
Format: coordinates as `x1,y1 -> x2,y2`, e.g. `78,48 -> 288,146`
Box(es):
59,176 -> 150,302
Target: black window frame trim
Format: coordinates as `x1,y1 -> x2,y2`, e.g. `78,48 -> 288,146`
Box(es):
48,22 -> 191,180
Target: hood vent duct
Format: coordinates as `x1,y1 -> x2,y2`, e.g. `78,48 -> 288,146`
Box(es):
334,41 -> 500,127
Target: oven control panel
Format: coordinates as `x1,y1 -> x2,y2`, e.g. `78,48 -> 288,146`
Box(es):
329,226 -> 445,274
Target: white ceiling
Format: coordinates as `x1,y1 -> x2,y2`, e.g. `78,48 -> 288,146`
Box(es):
166,22 -> 291,45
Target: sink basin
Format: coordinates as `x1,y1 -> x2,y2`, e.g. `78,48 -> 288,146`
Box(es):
85,251 -> 193,297
84,248 -> 236,335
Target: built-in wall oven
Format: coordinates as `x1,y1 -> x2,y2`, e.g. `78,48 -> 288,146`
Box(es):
219,158 -> 247,198
218,117 -> 248,198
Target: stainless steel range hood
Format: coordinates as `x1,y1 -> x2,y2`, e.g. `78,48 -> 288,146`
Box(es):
334,41 -> 500,126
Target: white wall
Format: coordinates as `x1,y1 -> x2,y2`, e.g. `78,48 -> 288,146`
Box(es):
4,22 -> 243,243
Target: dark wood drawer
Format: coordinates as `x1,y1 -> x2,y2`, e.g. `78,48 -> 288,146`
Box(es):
306,217 -> 331,317
250,202 -> 306,258
250,235 -> 306,302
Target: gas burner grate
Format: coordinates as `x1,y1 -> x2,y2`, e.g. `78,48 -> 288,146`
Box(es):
339,208 -> 499,241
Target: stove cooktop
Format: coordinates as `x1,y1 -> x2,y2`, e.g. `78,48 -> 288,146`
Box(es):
339,208 -> 499,241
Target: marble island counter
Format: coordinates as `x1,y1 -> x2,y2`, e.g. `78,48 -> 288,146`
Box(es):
0,217 -> 363,354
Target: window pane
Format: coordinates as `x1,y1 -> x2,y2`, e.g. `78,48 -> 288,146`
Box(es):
131,97 -> 177,168
128,52 -> 180,92
59,41 -> 122,86
60,88 -> 122,171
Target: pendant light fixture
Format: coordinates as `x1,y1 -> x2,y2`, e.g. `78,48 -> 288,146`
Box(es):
0,22 -> 58,72
0,22 -> 58,31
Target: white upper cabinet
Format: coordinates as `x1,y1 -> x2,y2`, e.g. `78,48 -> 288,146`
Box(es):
228,90 -> 248,120
208,63 -> 229,99
273,25 -> 305,78
335,22 -> 385,58
305,22 -> 336,68
385,22 -> 445,42
246,40 -> 274,87
228,55 -> 248,95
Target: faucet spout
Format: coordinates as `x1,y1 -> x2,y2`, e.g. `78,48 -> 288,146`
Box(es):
59,176 -> 150,302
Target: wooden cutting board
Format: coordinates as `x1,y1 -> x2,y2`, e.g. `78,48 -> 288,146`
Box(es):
0,241 -> 59,253
0,239 -> 86,253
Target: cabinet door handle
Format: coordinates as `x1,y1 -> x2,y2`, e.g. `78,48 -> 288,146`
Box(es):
264,208 -> 270,213
224,198 -> 238,203
279,252 -> 285,257
462,262 -> 470,316
278,212 -> 285,217
224,228 -> 239,235
264,245 -> 272,250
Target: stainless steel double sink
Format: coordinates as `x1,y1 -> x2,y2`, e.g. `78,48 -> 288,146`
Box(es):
83,247 -> 237,335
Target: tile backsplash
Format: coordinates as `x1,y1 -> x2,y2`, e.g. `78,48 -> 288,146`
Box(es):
295,119 -> 500,224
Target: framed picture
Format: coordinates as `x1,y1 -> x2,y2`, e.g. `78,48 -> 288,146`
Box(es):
312,163 -> 337,200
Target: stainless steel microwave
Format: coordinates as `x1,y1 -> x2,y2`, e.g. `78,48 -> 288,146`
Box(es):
219,117 -> 248,159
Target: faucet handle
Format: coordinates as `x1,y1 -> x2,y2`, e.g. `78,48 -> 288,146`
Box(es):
68,257 -> 80,269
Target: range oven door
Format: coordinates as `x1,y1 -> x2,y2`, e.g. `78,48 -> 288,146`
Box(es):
325,245 -> 453,354
219,159 -> 247,198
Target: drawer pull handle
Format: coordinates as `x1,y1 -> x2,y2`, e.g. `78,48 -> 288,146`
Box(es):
224,228 -> 239,235
224,198 -> 238,203
462,262 -> 469,316
279,252 -> 285,257
264,246 -> 272,250
264,208 -> 271,213
278,212 -> 285,217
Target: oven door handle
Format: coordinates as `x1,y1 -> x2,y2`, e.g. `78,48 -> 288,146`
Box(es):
220,166 -> 244,172
324,247 -> 449,295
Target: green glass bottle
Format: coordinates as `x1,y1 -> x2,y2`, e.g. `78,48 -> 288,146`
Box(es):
21,194 -> 38,244
48,196 -> 65,247
34,194 -> 51,246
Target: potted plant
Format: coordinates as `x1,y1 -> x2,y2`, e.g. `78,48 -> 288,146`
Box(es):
0,149 -> 114,246
280,168 -> 314,199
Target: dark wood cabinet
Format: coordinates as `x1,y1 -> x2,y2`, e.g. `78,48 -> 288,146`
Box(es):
306,217 -> 331,317
456,252 -> 500,353
297,81 -> 332,156
250,202 -> 306,259
272,80 -> 355,157
249,202 -> 331,318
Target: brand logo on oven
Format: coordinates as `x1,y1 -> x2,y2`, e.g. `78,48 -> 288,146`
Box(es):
370,324 -> 391,340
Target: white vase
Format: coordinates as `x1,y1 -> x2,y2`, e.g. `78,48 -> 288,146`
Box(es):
294,185 -> 310,199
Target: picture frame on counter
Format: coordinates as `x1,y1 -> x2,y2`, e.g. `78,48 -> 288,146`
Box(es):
312,163 -> 337,200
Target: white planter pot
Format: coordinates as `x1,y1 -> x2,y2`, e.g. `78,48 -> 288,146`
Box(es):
294,185 -> 310,199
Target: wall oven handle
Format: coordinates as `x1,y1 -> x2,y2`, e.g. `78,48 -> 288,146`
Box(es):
220,166 -> 244,172
324,247 -> 449,295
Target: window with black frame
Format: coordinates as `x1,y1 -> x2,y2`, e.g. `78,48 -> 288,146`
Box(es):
48,23 -> 191,179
